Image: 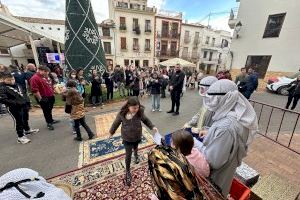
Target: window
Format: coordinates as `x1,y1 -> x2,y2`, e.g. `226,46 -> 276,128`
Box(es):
209,52 -> 213,61
145,20 -> 151,32
133,18 -> 139,30
143,60 -> 149,67
57,28 -> 61,31
41,27 -> 44,29
103,42 -> 111,54
145,39 -> 151,51
124,59 -> 130,66
170,41 -> 177,56
102,27 -> 110,37
245,55 -> 272,78
192,47 -> 198,58
49,27 -> 52,30
263,13 -> 286,38
171,23 -> 179,38
203,51 -> 208,58
182,47 -> 188,58
133,38 -> 139,50
0,48 -> 9,55
221,39 -> 229,48
120,17 -> 126,30
121,37 -> 127,49
120,17 -> 126,25
184,31 -> 190,37
184,31 -> 190,43
212,38 -> 216,46
162,21 -> 169,37
194,32 -> 200,43
117,2 -> 128,8
205,36 -> 210,44
172,22 -> 178,31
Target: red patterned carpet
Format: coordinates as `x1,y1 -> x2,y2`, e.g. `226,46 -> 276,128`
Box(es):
48,146 -> 155,200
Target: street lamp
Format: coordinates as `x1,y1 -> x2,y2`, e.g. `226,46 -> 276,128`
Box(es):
235,21 -> 242,38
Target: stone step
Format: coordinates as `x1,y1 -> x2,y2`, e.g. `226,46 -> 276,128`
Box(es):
252,174 -> 299,200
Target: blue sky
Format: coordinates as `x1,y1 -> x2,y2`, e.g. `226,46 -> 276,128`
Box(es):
2,0 -> 238,31
149,0 -> 239,31
162,0 -> 238,21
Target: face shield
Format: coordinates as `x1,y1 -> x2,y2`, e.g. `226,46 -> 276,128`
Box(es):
199,84 -> 210,96
203,92 -> 227,111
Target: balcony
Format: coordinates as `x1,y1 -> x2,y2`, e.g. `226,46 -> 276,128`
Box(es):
184,36 -> 191,44
145,28 -> 152,34
133,45 -> 140,51
133,26 -> 141,34
119,24 -> 126,31
201,58 -> 219,64
201,43 -> 222,51
228,8 -> 238,29
170,50 -> 178,57
120,44 -> 128,51
144,46 -> 151,52
157,49 -> 179,58
115,2 -> 156,14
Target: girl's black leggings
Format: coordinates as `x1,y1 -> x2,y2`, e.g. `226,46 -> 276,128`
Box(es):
124,142 -> 138,172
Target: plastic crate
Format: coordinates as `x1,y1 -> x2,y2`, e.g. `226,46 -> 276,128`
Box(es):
230,178 -> 251,200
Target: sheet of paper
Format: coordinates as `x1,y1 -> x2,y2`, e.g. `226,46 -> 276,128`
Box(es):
153,132 -> 163,145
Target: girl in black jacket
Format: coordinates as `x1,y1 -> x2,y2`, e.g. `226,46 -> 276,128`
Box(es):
149,72 -> 162,112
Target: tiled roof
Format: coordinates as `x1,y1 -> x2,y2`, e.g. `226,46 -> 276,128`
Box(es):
14,16 -> 65,25
14,16 -> 114,27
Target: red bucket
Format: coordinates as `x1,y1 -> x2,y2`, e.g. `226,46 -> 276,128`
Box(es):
229,178 -> 251,200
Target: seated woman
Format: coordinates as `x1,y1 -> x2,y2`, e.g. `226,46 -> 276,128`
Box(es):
172,130 -> 210,178
198,79 -> 258,197
148,145 -> 224,200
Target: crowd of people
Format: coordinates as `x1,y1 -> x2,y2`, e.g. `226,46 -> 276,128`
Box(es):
107,76 -> 259,199
0,61 -> 272,200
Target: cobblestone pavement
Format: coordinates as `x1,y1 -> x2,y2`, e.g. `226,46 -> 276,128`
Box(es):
0,90 -> 299,191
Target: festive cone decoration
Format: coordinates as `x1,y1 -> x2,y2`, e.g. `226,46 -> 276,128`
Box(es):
65,0 -> 107,77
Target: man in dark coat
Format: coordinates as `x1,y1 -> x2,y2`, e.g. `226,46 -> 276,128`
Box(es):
102,66 -> 114,101
125,66 -> 133,96
167,64 -> 185,116
242,68 -> 258,99
286,75 -> 300,110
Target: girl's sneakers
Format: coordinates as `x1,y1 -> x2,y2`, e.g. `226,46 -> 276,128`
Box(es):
125,171 -> 132,186
17,136 -> 31,144
134,155 -> 140,164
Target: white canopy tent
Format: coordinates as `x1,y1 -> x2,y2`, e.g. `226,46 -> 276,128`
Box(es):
159,58 -> 196,68
0,11 -> 64,66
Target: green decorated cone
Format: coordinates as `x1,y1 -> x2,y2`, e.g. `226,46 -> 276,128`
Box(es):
65,0 -> 107,77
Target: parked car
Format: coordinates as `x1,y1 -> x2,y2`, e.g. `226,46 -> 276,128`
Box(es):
267,72 -> 300,95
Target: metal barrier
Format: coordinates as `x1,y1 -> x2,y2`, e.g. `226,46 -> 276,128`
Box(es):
250,100 -> 300,155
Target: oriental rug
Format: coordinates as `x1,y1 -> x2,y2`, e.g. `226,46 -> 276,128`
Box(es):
48,145 -> 155,200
